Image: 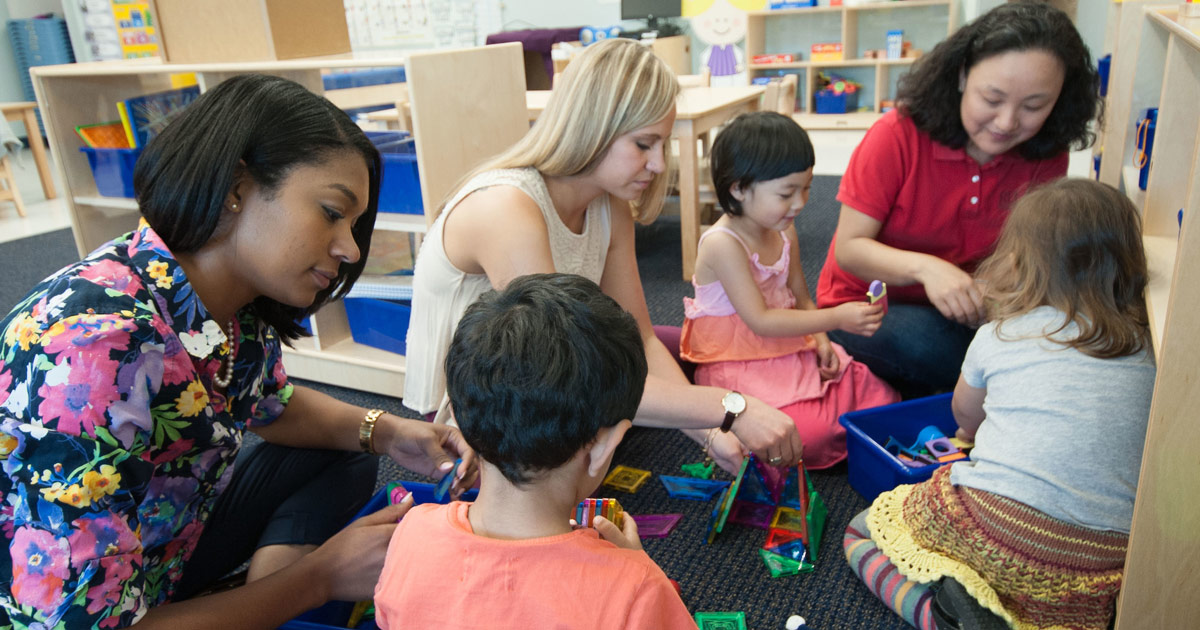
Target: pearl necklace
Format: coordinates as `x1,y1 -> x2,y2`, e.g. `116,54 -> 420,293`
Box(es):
214,318 -> 237,389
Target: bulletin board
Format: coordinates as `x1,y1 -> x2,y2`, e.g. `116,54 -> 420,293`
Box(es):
344,0 -> 503,51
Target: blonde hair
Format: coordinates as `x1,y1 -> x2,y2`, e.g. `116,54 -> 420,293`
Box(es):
974,178 -> 1150,359
438,38 -> 679,224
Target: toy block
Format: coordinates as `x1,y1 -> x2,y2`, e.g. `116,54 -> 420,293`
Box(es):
575,497 -> 624,529
603,465 -> 652,492
925,437 -> 959,458
771,507 -> 808,536
680,461 -> 715,479
758,548 -> 807,577
433,458 -> 461,503
386,481 -> 410,505
632,513 -> 682,538
936,451 -> 968,463
765,527 -> 804,549
660,475 -> 730,500
695,611 -> 748,629
867,279 -> 888,311
728,500 -> 776,529
735,461 -> 775,505
765,538 -> 808,564
780,465 -> 803,509
753,455 -> 786,502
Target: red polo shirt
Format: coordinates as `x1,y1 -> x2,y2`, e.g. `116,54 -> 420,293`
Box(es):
816,110 -> 1068,307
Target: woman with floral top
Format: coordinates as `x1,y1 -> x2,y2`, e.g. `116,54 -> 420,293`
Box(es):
0,74 -> 476,629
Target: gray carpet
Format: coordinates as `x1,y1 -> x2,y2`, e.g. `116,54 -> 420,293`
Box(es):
0,176 -> 909,629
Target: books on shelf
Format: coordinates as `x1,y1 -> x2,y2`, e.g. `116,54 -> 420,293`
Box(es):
117,85 -> 200,148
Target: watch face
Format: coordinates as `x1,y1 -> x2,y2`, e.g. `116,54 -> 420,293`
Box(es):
723,392 -> 746,415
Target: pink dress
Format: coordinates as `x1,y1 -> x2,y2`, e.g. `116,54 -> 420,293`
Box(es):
680,227 -> 899,468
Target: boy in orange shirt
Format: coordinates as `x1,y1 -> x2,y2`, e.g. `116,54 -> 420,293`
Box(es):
373,273 -> 696,629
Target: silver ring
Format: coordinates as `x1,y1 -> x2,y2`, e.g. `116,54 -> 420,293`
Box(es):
769,456 -> 783,464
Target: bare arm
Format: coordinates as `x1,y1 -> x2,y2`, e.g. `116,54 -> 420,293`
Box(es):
252,386 -> 478,493
834,204 -> 984,325
951,374 -> 987,440
441,185 -> 558,287
696,227 -> 882,338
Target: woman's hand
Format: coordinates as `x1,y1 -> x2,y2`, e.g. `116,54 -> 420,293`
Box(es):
593,515 -> 643,551
729,395 -> 803,468
833,301 -> 885,336
705,429 -> 747,475
376,416 -> 479,498
814,334 -> 840,381
918,258 -> 986,326
308,498 -> 414,602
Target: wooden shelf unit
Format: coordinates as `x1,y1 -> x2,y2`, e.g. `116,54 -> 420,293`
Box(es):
1096,5 -> 1200,627
745,0 -> 956,129
30,54 -> 418,397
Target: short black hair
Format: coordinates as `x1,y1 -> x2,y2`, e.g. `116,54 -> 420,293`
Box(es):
133,73 -> 382,340
897,0 -> 1101,160
445,273 -> 647,485
710,111 -> 815,216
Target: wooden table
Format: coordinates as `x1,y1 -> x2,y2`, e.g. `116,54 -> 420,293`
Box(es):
366,85 -> 765,279
1,102 -> 57,200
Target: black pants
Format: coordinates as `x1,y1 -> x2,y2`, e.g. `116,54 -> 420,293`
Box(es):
173,440 -> 378,600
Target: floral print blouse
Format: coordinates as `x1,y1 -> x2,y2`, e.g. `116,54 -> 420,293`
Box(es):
0,220 -> 292,628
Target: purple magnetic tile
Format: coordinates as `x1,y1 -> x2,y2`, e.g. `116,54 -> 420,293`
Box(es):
728,500 -> 775,529
633,513 -> 683,538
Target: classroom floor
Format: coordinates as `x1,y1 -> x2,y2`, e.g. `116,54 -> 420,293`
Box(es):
0,130 -> 1096,245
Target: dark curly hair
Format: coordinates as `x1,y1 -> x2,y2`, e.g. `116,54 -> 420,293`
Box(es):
896,1 -> 1101,160
445,273 -> 646,485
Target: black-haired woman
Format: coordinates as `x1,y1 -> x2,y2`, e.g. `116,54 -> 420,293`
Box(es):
815,1 -> 1102,398
0,74 -> 474,629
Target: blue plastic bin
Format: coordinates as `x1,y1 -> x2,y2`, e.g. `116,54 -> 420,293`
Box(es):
344,297 -> 411,355
838,393 -> 958,502
815,90 -> 858,114
366,131 -> 423,215
80,147 -> 142,198
278,481 -> 477,629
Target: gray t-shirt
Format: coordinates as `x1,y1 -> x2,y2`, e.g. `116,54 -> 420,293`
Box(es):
950,306 -> 1156,533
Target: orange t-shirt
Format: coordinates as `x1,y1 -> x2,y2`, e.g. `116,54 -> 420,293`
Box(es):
374,502 -> 697,630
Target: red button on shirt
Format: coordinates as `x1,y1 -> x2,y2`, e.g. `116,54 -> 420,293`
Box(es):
816,110 -> 1068,307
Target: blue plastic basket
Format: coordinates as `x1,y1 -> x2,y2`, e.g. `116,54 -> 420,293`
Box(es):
344,297 -> 411,355
838,393 -> 958,502
815,90 -> 858,114
80,147 -> 142,198
366,131 -> 422,215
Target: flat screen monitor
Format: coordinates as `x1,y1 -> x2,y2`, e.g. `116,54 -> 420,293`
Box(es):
621,0 -> 682,21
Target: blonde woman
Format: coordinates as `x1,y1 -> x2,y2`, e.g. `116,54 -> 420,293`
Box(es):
404,38 -> 802,473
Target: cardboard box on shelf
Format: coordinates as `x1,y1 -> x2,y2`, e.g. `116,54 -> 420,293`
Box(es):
810,43 -> 843,62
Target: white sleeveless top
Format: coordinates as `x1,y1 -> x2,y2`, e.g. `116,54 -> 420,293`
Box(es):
402,167 -> 613,415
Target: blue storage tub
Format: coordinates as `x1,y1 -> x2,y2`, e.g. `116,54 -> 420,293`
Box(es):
366,131 -> 423,215
344,297 -> 411,355
815,90 -> 858,114
80,147 -> 142,198
278,481 -> 477,629
838,393 -> 958,502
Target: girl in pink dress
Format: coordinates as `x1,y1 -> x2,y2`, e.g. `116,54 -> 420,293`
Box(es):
681,112 -> 898,468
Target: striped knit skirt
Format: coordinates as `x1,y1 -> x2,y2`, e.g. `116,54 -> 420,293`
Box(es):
867,466 -> 1128,630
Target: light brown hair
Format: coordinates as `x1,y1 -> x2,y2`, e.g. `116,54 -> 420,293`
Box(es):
436,38 -> 679,224
975,178 -> 1150,359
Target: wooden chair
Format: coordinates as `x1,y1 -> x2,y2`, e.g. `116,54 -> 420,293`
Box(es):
0,154 -> 26,217
405,42 -> 529,225
776,74 -> 798,115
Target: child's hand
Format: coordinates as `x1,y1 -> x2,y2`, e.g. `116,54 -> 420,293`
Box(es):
814,335 -> 840,380
593,514 -> 643,551
955,427 -> 976,444
834,301 -> 885,336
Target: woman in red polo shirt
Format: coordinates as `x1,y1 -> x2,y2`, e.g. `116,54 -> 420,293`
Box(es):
816,2 -> 1102,398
